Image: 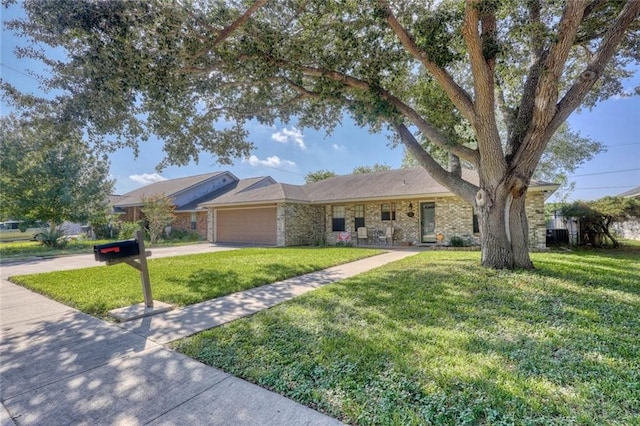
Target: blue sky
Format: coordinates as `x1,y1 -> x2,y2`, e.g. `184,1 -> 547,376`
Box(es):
2,4 -> 638,201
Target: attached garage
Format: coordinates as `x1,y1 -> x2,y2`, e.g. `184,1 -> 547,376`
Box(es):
215,206 -> 277,245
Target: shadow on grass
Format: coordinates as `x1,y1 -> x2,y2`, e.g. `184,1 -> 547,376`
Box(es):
162,263 -> 327,306
175,249 -> 640,424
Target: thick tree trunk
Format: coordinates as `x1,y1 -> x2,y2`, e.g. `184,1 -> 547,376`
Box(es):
476,183 -> 533,269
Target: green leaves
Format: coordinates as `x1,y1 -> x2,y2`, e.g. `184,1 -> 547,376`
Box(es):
304,169 -> 336,183
141,194 -> 175,245
0,115 -> 113,226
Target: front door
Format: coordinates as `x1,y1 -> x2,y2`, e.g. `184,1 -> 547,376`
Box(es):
421,202 -> 436,243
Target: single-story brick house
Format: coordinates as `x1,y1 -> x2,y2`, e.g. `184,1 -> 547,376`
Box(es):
112,171 -> 263,239
201,168 -> 558,248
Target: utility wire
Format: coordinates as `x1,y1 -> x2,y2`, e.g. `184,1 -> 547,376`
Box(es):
0,63 -> 40,81
570,168 -> 640,177
572,186 -> 637,190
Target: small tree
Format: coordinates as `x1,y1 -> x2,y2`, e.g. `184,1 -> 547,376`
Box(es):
0,116 -> 113,246
561,196 -> 640,247
140,194 -> 175,245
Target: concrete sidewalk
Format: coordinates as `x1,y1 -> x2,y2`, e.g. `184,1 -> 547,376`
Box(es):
1,245 -> 421,425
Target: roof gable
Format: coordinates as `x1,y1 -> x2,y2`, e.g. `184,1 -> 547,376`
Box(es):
198,177 -> 280,207
115,171 -> 236,207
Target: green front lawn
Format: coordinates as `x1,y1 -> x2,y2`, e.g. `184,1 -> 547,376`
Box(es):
9,247 -> 381,317
0,238 -> 208,262
173,248 -> 640,425
0,239 -> 114,261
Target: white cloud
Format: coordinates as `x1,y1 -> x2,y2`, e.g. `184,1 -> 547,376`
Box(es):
332,144 -> 347,152
129,173 -> 167,185
271,127 -> 306,149
244,155 -> 296,168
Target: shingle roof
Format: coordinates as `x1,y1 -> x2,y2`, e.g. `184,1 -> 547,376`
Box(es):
304,167 -> 479,202
179,177 -> 275,211
618,186 -> 640,198
114,172 -> 228,207
200,179 -> 302,206
203,167 -> 559,206
108,195 -> 126,213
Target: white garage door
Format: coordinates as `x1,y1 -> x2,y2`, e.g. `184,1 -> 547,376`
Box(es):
216,207 -> 277,245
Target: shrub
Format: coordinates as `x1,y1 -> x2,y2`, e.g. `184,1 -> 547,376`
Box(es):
449,235 -> 466,247
36,228 -> 68,249
165,228 -> 202,242
92,224 -> 116,239
118,221 -> 142,240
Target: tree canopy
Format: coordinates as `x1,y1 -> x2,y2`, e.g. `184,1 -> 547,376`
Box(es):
304,169 -> 337,183
0,115 -> 113,228
352,163 -> 392,174
3,0 -> 639,268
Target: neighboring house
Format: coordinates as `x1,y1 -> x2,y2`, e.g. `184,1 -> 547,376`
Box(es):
612,185 -> 640,240
618,186 -> 640,199
201,168 -> 559,248
112,171 -> 240,239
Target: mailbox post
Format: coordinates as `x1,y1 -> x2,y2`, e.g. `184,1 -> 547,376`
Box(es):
136,230 -> 153,308
94,229 -> 153,308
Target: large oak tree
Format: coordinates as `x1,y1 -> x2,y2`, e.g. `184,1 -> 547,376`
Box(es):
3,0 -> 639,268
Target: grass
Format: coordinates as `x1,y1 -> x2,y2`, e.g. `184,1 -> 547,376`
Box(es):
9,247 -> 381,318
172,247 -> 640,425
0,237 -> 207,262
0,239 -> 114,261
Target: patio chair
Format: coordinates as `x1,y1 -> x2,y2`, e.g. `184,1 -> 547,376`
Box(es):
357,227 -> 368,245
378,226 -> 393,245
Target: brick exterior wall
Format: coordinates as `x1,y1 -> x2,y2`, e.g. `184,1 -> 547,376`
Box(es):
525,192 -> 547,249
204,192 -> 548,248
120,207 -> 142,223
172,211 -> 208,239
277,203 -> 324,246
318,193 -> 547,248
208,208 -> 215,242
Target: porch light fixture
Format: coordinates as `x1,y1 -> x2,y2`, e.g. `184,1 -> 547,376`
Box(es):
407,203 -> 415,218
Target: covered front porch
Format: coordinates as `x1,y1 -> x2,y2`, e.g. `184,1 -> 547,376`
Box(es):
321,197 -> 478,247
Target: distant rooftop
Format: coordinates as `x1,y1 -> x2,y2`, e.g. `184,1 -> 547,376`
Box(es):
618,186 -> 640,198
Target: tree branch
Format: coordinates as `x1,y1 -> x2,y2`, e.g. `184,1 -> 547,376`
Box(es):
394,123 -> 477,204
549,0 -> 640,134
377,0 -> 476,123
382,92 -> 480,166
495,79 -> 515,137
462,0 -> 504,181
514,0 -> 640,176
530,1 -> 586,131
507,1 -> 585,173
212,0 -> 268,47
462,0 -> 495,117
506,0 -> 545,158
292,64 -> 479,165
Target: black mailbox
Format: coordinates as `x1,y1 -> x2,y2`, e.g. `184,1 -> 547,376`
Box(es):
94,239 -> 140,262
